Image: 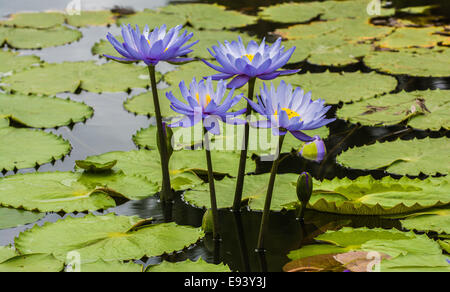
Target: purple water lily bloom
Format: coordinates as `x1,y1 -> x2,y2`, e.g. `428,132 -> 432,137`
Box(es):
298,135 -> 327,162
166,77 -> 246,135
202,37 -> 299,89
104,24 -> 198,65
247,81 -> 335,142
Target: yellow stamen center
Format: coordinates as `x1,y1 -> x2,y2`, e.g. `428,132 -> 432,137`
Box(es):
275,108 -> 301,120
243,54 -> 254,62
196,93 -> 212,106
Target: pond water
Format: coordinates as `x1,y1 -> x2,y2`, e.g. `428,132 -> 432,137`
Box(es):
0,0 -> 448,272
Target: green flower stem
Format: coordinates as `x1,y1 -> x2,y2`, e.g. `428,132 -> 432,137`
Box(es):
256,134 -> 286,251
148,65 -> 172,202
232,77 -> 256,212
203,127 -> 220,240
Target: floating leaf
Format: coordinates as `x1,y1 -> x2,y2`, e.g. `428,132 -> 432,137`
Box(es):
0,50 -> 41,75
66,11 -> 117,27
309,176 -> 450,215
147,258 -> 231,272
0,246 -> 16,263
159,4 -> 256,29
320,0 -> 394,20
116,9 -> 186,30
79,150 -> 204,191
336,137 -> 450,176
124,89 -> 178,117
337,89 -> 450,130
0,12 -> 65,28
77,260 -> 142,272
75,160 -> 117,172
0,127 -> 71,172
0,207 -> 44,230
377,27 -> 443,49
0,116 -> 9,128
15,214 -> 203,263
0,25 -> 82,49
391,208 -> 450,234
184,173 -> 298,210
1,61 -> 157,95
364,48 -> 450,77
258,2 -> 324,23
283,253 -> 346,272
0,93 -> 93,128
0,253 -> 64,272
0,171 -> 158,212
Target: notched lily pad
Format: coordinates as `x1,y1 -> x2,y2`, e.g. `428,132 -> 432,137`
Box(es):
0,207 -> 45,230
146,258 -> 231,272
75,159 -> 117,172
0,50 -> 41,75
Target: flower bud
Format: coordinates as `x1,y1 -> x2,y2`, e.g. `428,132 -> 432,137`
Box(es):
298,135 -> 326,162
296,172 -> 313,206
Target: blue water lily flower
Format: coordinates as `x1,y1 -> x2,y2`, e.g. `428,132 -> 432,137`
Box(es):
105,24 -> 198,65
247,81 -> 335,142
202,37 -> 299,88
166,77 -> 246,135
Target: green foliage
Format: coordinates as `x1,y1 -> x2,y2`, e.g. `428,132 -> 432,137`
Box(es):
0,50 -> 41,75
0,253 -> 64,272
0,207 -> 44,230
147,258 -> 230,272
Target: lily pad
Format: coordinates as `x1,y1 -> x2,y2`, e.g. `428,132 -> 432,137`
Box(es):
0,50 -> 41,75
124,89 -> 178,117
0,246 -> 17,263
0,253 -> 64,272
0,12 -> 65,28
1,61 -> 156,95
184,173 -> 298,210
66,11 -> 117,27
279,71 -> 397,104
309,176 -> 450,215
15,214 -> 204,263
0,93 -> 93,128
79,150 -> 204,191
77,260 -> 142,272
337,89 -> 450,130
159,4 -> 257,30
0,171 -> 158,212
320,0 -> 394,21
0,25 -> 82,49
377,27 -> 443,49
0,207 -> 44,230
116,9 -> 186,30
258,2 -> 325,24
0,127 -> 71,172
75,160 -> 117,172
336,137 -> 450,176
364,48 -> 450,77
147,258 -> 231,272
392,208 -> 450,234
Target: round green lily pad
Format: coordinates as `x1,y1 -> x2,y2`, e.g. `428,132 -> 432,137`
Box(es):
377,27 -> 443,49
147,258 -> 231,272
337,89 -> 450,130
76,260 -> 142,272
0,253 -> 64,272
364,48 -> 450,77
1,61 -> 156,95
0,207 -> 44,230
394,208 -> 450,234
0,25 -> 82,49
0,12 -> 65,28
116,9 -> 186,30
0,171 -> 158,212
309,175 -> 450,215
0,127 -> 71,172
124,88 -> 178,118
320,0 -> 394,20
279,71 -> 397,104
66,10 -> 117,27
337,137 -> 450,176
15,214 -> 204,263
0,50 -> 41,75
159,3 -> 257,30
0,93 -> 93,128
258,2 -> 325,23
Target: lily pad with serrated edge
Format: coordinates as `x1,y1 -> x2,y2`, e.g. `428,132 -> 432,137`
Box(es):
15,214 -> 204,263
0,25 -> 82,49
0,207 -> 45,230
66,10 -> 117,27
1,61 -> 157,95
0,253 -> 64,272
377,27 -> 443,49
0,50 -> 41,75
0,12 -> 65,28
76,259 -> 142,272
159,3 -> 257,30
0,93 -> 93,128
0,127 -> 71,172
364,48 -> 450,77
337,137 -> 450,176
184,173 -> 298,210
0,171 -> 158,212
308,176 -> 450,215
385,208 -> 450,235
337,89 -> 450,130
146,258 -> 230,272
258,2 -> 325,24
78,150 -> 204,191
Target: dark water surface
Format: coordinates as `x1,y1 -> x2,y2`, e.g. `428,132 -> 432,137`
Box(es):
0,0 -> 448,271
